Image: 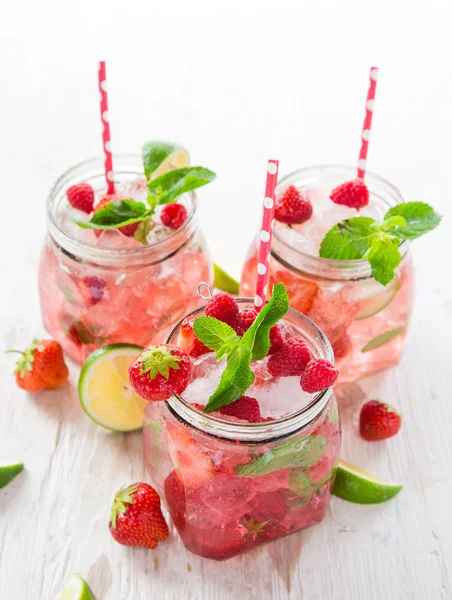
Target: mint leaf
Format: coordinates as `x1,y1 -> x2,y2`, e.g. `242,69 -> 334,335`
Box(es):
385,202 -> 441,240
234,435 -> 327,477
242,283 -> 289,360
147,167 -> 216,205
202,284 -> 289,413
288,469 -> 315,498
319,217 -> 375,260
193,316 -> 239,360
365,234 -> 401,286
203,344 -> 254,413
75,200 -> 150,230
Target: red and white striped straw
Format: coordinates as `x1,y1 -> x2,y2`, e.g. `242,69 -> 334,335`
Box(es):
254,159 -> 279,310
98,61 -> 115,194
357,66 -> 379,179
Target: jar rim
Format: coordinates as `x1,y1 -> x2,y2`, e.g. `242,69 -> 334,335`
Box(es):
163,298 -> 335,443
46,154 -> 197,263
272,164 -> 409,281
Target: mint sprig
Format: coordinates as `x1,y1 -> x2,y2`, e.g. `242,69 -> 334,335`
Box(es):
75,199 -> 151,230
200,283 -> 289,414
319,201 -> 441,286
193,317 -> 239,360
75,146 -> 216,236
147,167 -> 216,206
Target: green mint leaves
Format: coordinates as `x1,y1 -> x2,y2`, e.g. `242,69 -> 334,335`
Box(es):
146,167 -> 216,206
200,283 -> 289,413
76,199 -> 150,231
319,201 -> 441,286
193,317 -> 239,360
75,141 -> 216,236
234,435 -> 327,477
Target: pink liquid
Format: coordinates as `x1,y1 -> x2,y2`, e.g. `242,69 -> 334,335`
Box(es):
143,310 -> 341,560
39,177 -> 211,363
241,252 -> 414,382
241,170 -> 415,383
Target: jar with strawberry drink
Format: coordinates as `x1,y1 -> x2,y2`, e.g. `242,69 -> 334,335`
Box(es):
241,166 -> 441,382
137,284 -> 341,560
38,142 -> 215,363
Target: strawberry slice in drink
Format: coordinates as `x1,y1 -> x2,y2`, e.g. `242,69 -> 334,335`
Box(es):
165,421 -> 215,489
270,269 -> 319,314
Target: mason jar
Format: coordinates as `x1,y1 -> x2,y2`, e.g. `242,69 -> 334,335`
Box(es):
38,155 -> 212,363
241,166 -> 415,383
143,301 -> 341,560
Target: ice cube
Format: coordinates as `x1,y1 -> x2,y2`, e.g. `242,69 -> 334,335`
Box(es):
249,376 -> 314,419
183,357 -> 226,405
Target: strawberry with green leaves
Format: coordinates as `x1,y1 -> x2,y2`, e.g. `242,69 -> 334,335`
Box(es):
320,201 -> 441,286
128,344 -> 191,401
109,482 -> 169,549
8,338 -> 69,392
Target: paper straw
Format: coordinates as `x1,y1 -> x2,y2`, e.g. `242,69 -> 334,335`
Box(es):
357,66 -> 379,179
254,160 -> 279,310
98,61 -> 115,194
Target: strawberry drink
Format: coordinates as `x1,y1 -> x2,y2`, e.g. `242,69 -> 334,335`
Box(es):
241,166 -> 440,382
39,142 -> 215,363
135,285 -> 341,560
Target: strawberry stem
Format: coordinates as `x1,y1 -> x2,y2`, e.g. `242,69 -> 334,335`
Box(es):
109,484 -> 139,529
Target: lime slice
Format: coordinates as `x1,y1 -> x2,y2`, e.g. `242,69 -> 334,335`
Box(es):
78,344 -> 147,432
361,326 -> 406,353
213,263 -> 239,294
56,574 -> 96,600
355,283 -> 399,320
332,460 -> 402,504
142,140 -> 190,180
0,461 -> 24,488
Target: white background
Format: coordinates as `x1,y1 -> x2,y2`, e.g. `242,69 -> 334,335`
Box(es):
1,2 -> 452,599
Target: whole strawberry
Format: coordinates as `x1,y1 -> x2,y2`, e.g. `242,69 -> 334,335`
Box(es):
67,183 -> 95,214
330,178 -> 369,210
300,358 -> 338,393
109,482 -> 169,549
219,395 -> 261,423
205,292 -> 239,327
360,400 -> 402,441
94,194 -> 139,237
10,339 -> 69,392
128,344 -> 191,401
161,203 -> 188,230
275,186 -> 313,224
267,337 -> 311,377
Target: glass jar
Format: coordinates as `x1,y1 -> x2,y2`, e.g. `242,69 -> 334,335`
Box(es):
143,301 -> 341,560
241,165 -> 415,383
39,155 -> 212,363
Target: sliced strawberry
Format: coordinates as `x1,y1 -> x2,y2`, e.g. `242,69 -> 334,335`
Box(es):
166,422 -> 215,489
271,270 -> 318,314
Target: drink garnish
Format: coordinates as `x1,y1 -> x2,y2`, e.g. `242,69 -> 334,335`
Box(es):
194,283 -> 289,413
234,434 -> 327,477
359,400 -> 402,441
332,460 -> 402,504
74,143 -> 216,237
319,201 -> 441,285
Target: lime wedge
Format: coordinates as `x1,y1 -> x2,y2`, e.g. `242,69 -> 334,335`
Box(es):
56,574 -> 96,600
332,460 -> 402,504
142,140 -> 190,180
0,461 -> 24,488
355,283 -> 399,320
78,344 -> 147,432
213,263 -> 239,295
361,326 -> 406,353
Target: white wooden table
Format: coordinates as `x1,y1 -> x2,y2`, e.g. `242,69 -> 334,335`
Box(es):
1,53 -> 451,599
